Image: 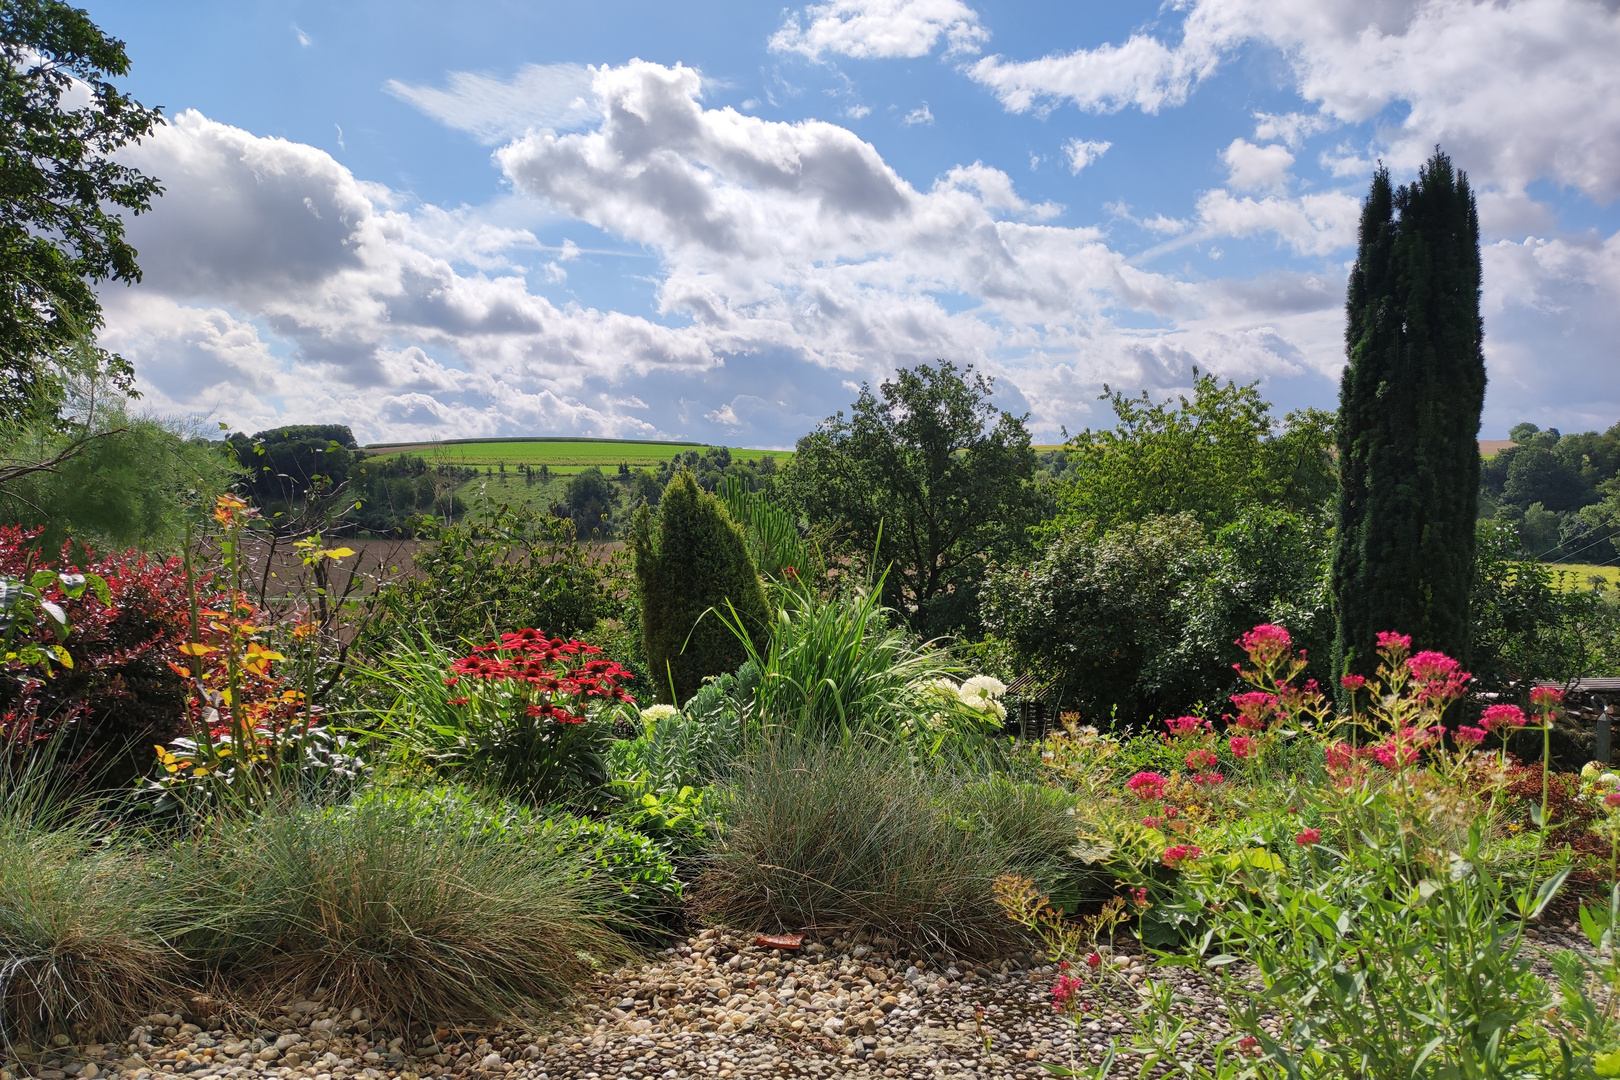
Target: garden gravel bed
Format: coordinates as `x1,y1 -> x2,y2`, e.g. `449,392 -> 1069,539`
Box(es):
3,921 -> 1599,1080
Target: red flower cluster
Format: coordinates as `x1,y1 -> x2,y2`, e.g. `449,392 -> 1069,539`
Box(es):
1340,674 -> 1367,692
1376,631 -> 1412,652
1164,714 -> 1211,739
1051,970 -> 1084,1013
1407,651 -> 1470,703
1453,725 -> 1487,749
1227,735 -> 1256,759
1161,844 -> 1202,867
1184,748 -> 1219,772
1126,771 -> 1169,801
1237,624 -> 1292,667
1229,691 -> 1277,731
1294,828 -> 1321,846
448,629 -> 634,725
1530,685 -> 1565,711
1481,704 -> 1527,732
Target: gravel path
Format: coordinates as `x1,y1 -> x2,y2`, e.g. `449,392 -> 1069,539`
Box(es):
2,921 -> 1601,1080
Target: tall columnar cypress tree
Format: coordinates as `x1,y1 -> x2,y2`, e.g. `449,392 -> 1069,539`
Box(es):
1333,151 -> 1486,675
631,470 -> 770,704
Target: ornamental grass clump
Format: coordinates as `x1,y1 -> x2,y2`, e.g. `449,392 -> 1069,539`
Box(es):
176,794 -> 630,1027
0,762 -> 181,1046
697,739 -> 1074,956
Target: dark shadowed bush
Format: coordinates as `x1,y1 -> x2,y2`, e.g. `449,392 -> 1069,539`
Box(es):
696,740 -> 1071,956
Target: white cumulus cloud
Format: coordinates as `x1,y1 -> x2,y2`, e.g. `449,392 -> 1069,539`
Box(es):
1221,138 -> 1294,191
1063,138 -> 1112,174
770,0 -> 989,59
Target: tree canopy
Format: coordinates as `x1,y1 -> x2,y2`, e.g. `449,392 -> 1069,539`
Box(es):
1046,371 -> 1336,536
778,361 -> 1039,634
0,0 -> 162,412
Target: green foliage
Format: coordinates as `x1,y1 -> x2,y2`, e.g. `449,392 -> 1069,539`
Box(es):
348,784 -> 682,939
983,508 -> 1330,727
175,793 -> 630,1025
696,738 -> 1062,956
0,333 -> 236,552
778,361 -> 1039,635
347,452 -> 471,535
715,572 -> 972,742
0,0 -> 163,413
717,474 -> 816,580
359,502 -> 607,652
1471,521 -> 1620,697
631,470 -> 769,704
553,465 -> 620,541
1048,371 -> 1336,536
1481,422 -> 1620,562
1335,151 -> 1487,674
360,634 -> 613,807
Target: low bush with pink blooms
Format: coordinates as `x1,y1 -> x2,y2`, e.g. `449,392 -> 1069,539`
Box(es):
1003,621 -> 1620,1077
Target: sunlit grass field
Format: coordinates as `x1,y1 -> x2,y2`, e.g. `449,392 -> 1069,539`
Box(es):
1548,562 -> 1620,591
364,437 -> 790,475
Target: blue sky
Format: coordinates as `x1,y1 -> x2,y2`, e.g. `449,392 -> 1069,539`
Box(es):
88,0 -> 1620,446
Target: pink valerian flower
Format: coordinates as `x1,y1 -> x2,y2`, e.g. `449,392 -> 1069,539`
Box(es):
1376,631 -> 1413,653
1481,704 -> 1527,732
1340,674 -> 1367,692
1238,624 -> 1292,667
1407,651 -> 1470,703
1605,793 -> 1620,810
1228,735 -> 1256,759
1165,715 -> 1211,739
1324,742 -> 1355,773
1185,748 -> 1220,772
1294,828 -> 1322,846
1142,815 -> 1166,829
1530,685 -> 1565,710
1161,844 -> 1203,868
1130,887 -> 1150,909
1126,771 -> 1169,801
446,696 -> 470,706
1191,772 -> 1226,787
1453,726 -> 1488,749
1229,691 -> 1278,731
1086,952 -> 1102,970
1237,1036 -> 1261,1058
1051,972 -> 1085,1013
1373,725 -> 1438,769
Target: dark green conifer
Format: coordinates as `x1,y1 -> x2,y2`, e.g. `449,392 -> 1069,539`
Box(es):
631,470 -> 769,704
1333,150 -> 1486,674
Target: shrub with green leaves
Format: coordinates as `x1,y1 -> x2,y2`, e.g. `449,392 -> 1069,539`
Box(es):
631,471 -> 769,704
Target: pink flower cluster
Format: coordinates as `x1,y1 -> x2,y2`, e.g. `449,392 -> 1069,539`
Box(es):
1294,828 -> 1321,846
1238,624 -> 1292,667
1161,844 -> 1202,868
1530,685 -> 1565,710
1184,748 -> 1219,772
1407,651 -> 1470,703
1227,735 -> 1256,759
1051,969 -> 1084,1013
1229,691 -> 1278,731
1482,704 -> 1527,732
1376,631 -> 1412,652
1164,714 -> 1211,739
1126,771 -> 1169,801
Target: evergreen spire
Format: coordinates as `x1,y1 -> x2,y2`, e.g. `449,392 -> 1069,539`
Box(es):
1333,150 -> 1486,674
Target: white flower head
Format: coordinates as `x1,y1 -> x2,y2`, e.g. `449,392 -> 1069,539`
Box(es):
640,704 -> 680,725
958,675 -> 1008,712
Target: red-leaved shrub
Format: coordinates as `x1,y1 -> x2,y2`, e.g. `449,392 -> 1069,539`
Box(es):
0,527 -> 192,787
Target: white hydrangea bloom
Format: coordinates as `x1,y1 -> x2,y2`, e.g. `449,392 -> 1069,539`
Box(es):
925,677 -> 962,697
640,704 -> 680,724
960,674 -> 1008,701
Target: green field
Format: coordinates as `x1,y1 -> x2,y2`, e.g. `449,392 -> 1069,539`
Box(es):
1547,562 -> 1620,591
363,437 -> 791,476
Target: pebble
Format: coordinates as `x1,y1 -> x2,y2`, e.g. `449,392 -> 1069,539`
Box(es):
1,923 -> 1598,1079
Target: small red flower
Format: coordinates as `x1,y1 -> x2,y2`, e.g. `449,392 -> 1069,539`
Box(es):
1340,674 -> 1366,692
1229,691 -> 1278,731
1165,715 -> 1210,739
1294,828 -> 1321,846
1130,887 -> 1149,909
1227,735 -> 1256,759
1606,793 -> 1620,809
1086,952 -> 1102,969
1161,844 -> 1202,868
1453,725 -> 1487,749
1375,631 -> 1412,653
